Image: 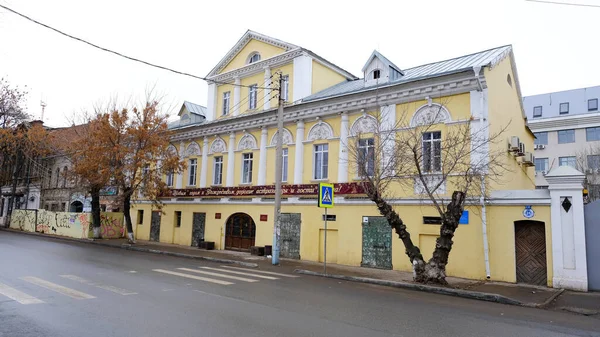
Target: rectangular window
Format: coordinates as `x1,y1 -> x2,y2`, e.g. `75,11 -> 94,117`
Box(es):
142,164 -> 150,181
175,211 -> 182,228
282,148 -> 288,182
588,155 -> 600,170
137,210 -> 144,225
422,131 -> 442,172
423,216 -> 442,225
213,156 -> 223,185
588,98 -> 598,111
533,106 -> 543,117
534,132 -> 548,145
0,198 -> 4,217
557,129 -> 575,144
166,171 -> 174,187
188,159 -> 197,186
313,144 -> 329,180
559,156 -> 577,168
249,84 -> 258,110
559,102 -> 569,114
242,153 -> 253,184
282,75 -> 289,102
358,138 -> 375,176
534,158 -> 549,172
222,91 -> 230,116
587,127 -> 600,141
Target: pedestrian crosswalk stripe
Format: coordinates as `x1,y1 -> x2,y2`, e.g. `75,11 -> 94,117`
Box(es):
221,266 -> 300,278
21,277 -> 95,300
177,268 -> 258,283
0,282 -> 44,304
152,269 -> 234,285
60,275 -> 137,295
199,267 -> 279,280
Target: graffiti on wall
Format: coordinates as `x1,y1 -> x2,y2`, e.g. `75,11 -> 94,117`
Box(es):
9,210 -> 125,240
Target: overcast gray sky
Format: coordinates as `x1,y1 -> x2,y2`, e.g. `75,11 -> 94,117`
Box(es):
1,0 -> 599,127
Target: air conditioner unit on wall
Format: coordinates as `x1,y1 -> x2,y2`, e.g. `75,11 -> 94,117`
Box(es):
521,152 -> 535,167
534,144 -> 546,150
508,136 -> 520,152
517,142 -> 525,157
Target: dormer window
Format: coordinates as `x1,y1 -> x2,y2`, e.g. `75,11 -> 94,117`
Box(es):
373,69 -> 381,79
247,52 -> 261,64
181,114 -> 190,124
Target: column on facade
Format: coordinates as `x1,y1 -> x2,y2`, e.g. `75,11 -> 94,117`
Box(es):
233,77 -> 241,116
337,113 -> 349,183
545,167 -> 588,291
381,104 -> 396,176
258,127 -> 268,185
226,132 -> 235,187
176,141 -> 184,188
263,67 -> 271,111
200,137 -> 209,187
293,120 -> 305,184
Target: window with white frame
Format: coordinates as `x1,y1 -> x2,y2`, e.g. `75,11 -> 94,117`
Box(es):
282,75 -> 289,102
558,129 -> 575,144
422,131 -> 442,173
188,159 -> 197,186
213,156 -> 223,185
166,171 -> 174,187
242,153 -> 253,184
534,132 -> 548,145
222,91 -> 230,116
358,138 -> 375,176
533,106 -> 542,117
249,84 -> 258,110
313,144 -> 329,180
142,164 -> 150,186
248,53 -> 261,64
535,158 -> 548,172
282,148 -> 288,182
559,156 -> 576,168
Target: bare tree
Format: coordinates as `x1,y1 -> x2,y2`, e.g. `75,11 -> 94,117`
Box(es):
346,99 -> 510,285
574,143 -> 600,203
0,77 -> 29,129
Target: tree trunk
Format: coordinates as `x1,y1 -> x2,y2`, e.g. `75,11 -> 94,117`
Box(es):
420,191 -> 466,285
362,182 -> 426,275
90,186 -> 102,239
122,188 -> 135,243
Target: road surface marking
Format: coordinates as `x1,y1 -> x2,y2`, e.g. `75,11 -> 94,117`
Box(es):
128,271 -> 137,273
0,282 -> 44,304
199,267 -> 279,280
60,275 -> 137,295
152,269 -> 233,285
177,268 -> 258,283
21,277 -> 95,300
221,266 -> 300,278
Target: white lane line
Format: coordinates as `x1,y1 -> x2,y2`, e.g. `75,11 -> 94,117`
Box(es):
0,282 -> 44,304
177,268 -> 258,283
221,266 -> 300,278
152,269 -> 233,285
60,275 -> 137,296
199,267 -> 279,280
21,276 -> 95,300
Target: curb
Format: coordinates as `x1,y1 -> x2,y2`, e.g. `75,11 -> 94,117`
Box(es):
1,228 -> 258,268
294,269 -> 524,306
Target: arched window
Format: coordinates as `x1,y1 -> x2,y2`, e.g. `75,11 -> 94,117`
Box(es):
63,166 -> 68,187
247,52 -> 261,64
55,168 -> 60,188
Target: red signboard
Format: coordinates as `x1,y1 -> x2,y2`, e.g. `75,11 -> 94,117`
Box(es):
215,213 -> 221,219
161,182 -> 365,198
260,214 -> 268,222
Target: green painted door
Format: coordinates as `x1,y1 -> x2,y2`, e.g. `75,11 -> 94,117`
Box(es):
361,216 -> 392,270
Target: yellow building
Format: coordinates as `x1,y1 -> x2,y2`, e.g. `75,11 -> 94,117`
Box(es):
131,30 -> 579,288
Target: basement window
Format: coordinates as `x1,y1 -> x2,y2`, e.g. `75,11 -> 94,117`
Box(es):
423,216 -> 442,225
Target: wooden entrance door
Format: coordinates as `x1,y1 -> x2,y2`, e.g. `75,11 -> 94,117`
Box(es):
515,221 -> 547,286
361,217 -> 392,270
225,213 -> 255,251
191,213 -> 206,247
150,211 -> 161,242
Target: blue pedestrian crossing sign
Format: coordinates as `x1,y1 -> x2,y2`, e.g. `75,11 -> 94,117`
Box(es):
318,183 -> 334,208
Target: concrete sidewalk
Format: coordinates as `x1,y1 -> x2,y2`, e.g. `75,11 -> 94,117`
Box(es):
3,227 -> 599,316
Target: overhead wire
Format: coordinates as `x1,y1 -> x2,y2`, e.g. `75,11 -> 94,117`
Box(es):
524,0 -> 600,8
0,4 -> 271,89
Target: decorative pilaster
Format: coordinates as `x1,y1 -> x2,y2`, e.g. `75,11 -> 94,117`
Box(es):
258,127 -> 268,185
226,132 -> 235,186
263,67 -> 271,111
176,141 -> 184,188
338,113 -> 349,183
233,77 -> 241,116
206,83 -> 216,121
294,120 -> 305,184
200,137 -> 209,187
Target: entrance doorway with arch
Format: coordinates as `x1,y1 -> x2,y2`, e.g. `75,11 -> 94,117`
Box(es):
225,213 -> 256,251
69,201 -> 83,213
514,220 -> 547,286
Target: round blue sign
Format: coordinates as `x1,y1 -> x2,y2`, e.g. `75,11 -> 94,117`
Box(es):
523,205 -> 535,219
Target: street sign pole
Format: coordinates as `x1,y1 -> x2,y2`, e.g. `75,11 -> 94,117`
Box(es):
324,207 -> 327,274
318,182 -> 334,274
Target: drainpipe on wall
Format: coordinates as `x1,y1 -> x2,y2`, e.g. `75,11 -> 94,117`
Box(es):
473,66 -> 491,280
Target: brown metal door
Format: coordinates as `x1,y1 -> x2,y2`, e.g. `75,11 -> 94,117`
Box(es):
515,221 -> 547,286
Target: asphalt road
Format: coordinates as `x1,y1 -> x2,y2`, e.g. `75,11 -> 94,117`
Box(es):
1,231 -> 599,337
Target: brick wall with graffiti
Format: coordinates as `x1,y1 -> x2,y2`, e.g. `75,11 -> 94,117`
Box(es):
9,210 -> 125,239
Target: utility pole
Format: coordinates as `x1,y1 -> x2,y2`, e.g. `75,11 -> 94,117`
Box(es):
272,73 -> 284,265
